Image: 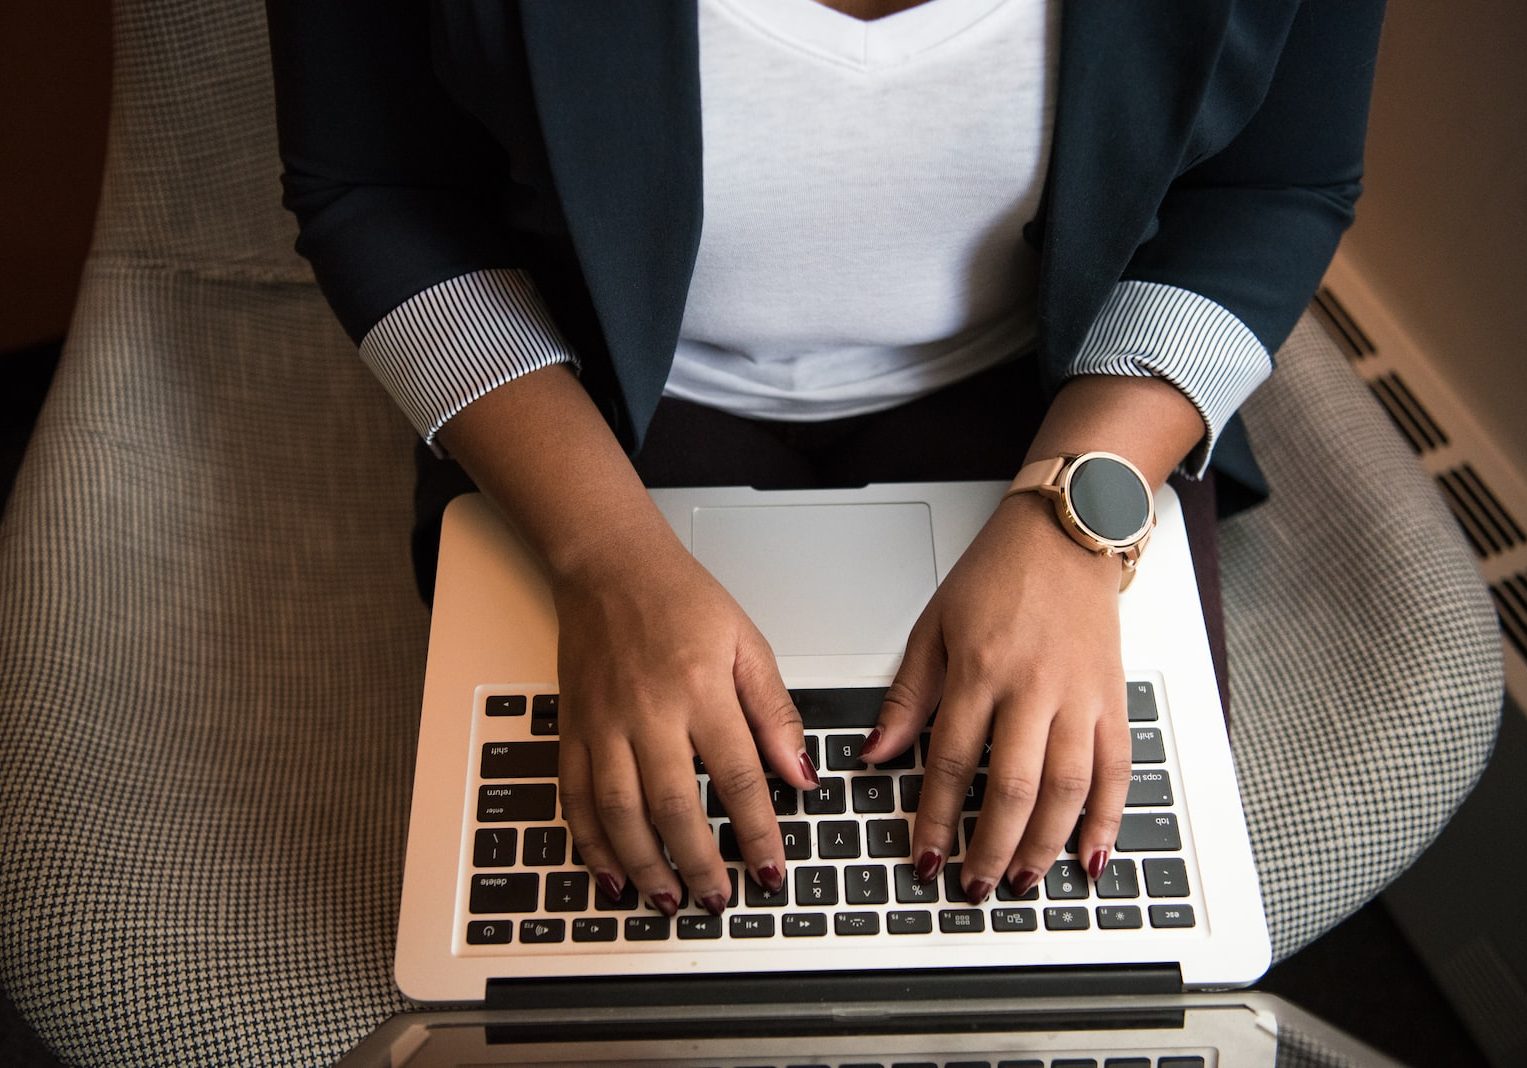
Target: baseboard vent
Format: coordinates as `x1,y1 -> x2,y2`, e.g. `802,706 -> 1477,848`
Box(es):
1318,256 -> 1527,705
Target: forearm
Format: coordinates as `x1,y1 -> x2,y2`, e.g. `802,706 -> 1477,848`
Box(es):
1023,374 -> 1206,489
436,365 -> 679,582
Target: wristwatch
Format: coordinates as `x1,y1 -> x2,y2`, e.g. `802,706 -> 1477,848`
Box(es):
1003,451 -> 1156,591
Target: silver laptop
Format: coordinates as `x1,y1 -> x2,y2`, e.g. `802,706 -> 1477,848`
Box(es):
395,481 -> 1269,1006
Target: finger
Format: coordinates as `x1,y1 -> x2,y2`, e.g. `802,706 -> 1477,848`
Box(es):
733,625 -> 817,789
1005,711 -> 1095,891
694,707 -> 787,893
863,610 -> 944,765
633,732 -> 734,916
1078,702 -> 1132,880
591,739 -> 683,916
909,674 -> 988,884
558,738 -> 627,903
961,696 -> 1051,904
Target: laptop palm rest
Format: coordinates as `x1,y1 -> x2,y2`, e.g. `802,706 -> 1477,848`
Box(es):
691,502 -> 938,657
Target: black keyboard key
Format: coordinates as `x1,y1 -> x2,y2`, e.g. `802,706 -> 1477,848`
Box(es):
730,914 -> 774,938
867,818 -> 911,858
1094,858 -> 1139,899
996,876 -> 1039,902
795,866 -> 839,907
473,828 -> 518,868
678,915 -> 723,940
481,741 -> 559,779
530,715 -> 558,737
852,775 -> 895,813
1158,1059 -> 1207,1068
826,733 -> 867,771
544,871 -> 589,912
477,784 -> 556,822
485,695 -> 526,717
1126,768 -> 1173,807
960,773 -> 988,812
887,910 -> 933,934
1149,904 -> 1195,928
941,862 -> 968,903
1053,1061 -> 1099,1068
1126,681 -> 1158,721
817,821 -> 861,859
466,920 -> 513,944
870,744 -> 915,770
718,822 -> 743,862
1104,1060 -> 1151,1068
572,917 -> 617,942
1097,905 -> 1143,929
594,879 -> 638,911
804,734 -> 820,770
1144,858 -> 1191,897
894,864 -> 940,904
1116,813 -> 1181,852
963,816 -> 978,856
625,915 -> 672,941
530,694 -> 559,718
845,865 -> 889,904
789,687 -> 886,727
779,821 -> 812,860
522,827 -> 567,866
745,872 -> 789,908
1130,727 -> 1166,764
939,909 -> 985,933
725,868 -> 740,908
919,732 -> 932,764
804,777 -> 846,815
899,774 -> 923,813
767,778 -> 799,816
992,908 -> 1037,932
1045,859 -> 1089,900
1043,906 -> 1090,930
834,911 -> 880,936
470,873 -> 538,914
999,1062 -> 1045,1068
783,912 -> 828,937
519,918 -> 565,943
706,783 -> 727,818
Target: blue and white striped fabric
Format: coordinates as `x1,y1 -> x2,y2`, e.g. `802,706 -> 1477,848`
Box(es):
358,267 -> 579,449
1068,279 -> 1272,477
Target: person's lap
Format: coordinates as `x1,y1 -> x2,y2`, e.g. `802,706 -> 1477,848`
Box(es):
411,355 -> 1230,714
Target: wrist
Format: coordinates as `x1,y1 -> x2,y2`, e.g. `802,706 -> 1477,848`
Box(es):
996,491 -> 1125,583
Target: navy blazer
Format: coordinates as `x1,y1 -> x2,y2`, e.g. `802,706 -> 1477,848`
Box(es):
267,0 -> 1385,512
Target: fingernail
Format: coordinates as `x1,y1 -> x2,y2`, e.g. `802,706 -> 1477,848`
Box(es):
1011,868 -> 1042,897
701,892 -> 727,917
596,873 -> 624,902
915,849 -> 944,883
650,892 -> 678,917
965,878 -> 994,906
798,749 -> 820,786
758,863 -> 784,893
862,727 -> 883,758
1088,849 -> 1109,881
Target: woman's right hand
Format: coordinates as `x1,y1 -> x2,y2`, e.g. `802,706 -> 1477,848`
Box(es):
550,534 -> 819,917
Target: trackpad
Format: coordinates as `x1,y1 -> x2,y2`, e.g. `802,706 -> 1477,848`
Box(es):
691,503 -> 938,657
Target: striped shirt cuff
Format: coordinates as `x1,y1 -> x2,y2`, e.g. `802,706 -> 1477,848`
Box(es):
358,268 -> 580,450
1067,280 -> 1273,479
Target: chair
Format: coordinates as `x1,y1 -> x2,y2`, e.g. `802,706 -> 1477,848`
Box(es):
0,0 -> 1502,1063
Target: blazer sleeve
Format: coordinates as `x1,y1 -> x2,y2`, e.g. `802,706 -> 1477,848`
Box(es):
1069,0 -> 1385,476
265,0 -> 577,445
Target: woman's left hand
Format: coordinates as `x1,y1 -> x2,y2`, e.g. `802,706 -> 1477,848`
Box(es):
859,489 -> 1132,902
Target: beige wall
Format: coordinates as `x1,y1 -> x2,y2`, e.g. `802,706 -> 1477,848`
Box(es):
1339,2 -> 1527,467
0,0 -> 111,353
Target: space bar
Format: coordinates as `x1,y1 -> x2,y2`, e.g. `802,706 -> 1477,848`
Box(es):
788,687 -> 888,728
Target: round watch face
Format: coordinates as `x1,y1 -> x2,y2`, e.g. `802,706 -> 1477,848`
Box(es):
1066,454 -> 1151,543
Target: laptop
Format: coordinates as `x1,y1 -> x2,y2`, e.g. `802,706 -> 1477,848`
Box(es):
395,481 -> 1270,1016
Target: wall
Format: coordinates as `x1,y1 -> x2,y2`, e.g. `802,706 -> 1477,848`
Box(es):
0,0 -> 112,353
1339,1 -> 1527,468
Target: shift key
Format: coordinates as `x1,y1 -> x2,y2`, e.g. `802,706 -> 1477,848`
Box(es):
481,741 -> 560,779
1130,727 -> 1166,764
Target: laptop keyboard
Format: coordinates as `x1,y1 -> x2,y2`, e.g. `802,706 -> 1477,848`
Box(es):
462,684 -> 1198,952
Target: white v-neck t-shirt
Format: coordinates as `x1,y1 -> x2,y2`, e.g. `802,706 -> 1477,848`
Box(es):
665,0 -> 1059,421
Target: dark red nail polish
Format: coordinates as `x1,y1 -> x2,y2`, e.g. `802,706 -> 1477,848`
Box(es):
1088,849 -> 1109,881
758,863 -> 784,893
798,749 -> 820,787
701,892 -> 727,916
1012,868 -> 1041,897
597,873 -> 624,902
650,892 -> 678,917
915,849 -> 944,883
862,727 -> 883,758
965,878 -> 993,906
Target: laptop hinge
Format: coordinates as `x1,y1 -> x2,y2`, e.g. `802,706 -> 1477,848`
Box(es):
485,964 -> 1182,1011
